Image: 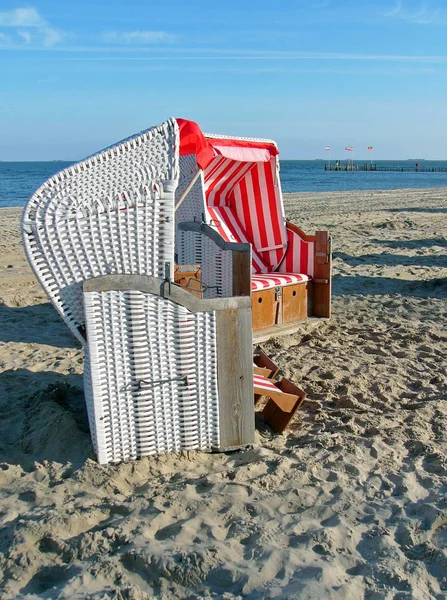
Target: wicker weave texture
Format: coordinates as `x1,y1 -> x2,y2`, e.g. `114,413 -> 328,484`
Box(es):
22,119 -> 179,344
177,229 -> 233,298
84,288 -> 220,464
175,154 -> 206,222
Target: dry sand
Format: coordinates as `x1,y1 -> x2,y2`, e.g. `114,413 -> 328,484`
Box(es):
0,188 -> 446,599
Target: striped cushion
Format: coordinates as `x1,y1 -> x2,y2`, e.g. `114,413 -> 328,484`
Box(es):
251,273 -> 309,292
278,227 -> 314,278
253,373 -> 280,393
206,206 -> 268,274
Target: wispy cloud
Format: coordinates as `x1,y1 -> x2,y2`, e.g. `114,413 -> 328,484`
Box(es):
18,30 -> 31,44
384,1 -> 440,24
26,51 -> 447,64
0,7 -> 63,47
102,30 -> 177,45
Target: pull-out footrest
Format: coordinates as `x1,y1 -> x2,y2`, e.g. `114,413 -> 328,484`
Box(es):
253,350 -> 280,378
253,372 -> 306,434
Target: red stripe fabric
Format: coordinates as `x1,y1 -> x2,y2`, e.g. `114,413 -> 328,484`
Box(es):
251,273 -> 308,291
279,227 -> 315,277
206,206 -> 268,273
253,373 -> 279,392
229,159 -> 287,272
199,136 -> 290,277
205,158 -> 254,207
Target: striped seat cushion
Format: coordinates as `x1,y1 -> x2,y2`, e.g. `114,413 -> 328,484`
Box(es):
251,272 -> 309,292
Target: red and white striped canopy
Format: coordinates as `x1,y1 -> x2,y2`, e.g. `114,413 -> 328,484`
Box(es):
177,118 -> 287,273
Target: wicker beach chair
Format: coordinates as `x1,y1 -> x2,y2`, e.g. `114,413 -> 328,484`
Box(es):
22,117 -> 313,463
22,119 -> 179,346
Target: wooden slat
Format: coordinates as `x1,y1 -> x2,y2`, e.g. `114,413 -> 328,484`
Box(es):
252,288 -> 278,331
282,281 -> 308,324
313,231 -> 331,318
232,249 -> 252,296
285,221 -> 316,243
254,385 -> 298,412
253,351 -> 279,378
262,377 -> 306,433
84,274 -> 252,313
254,366 -> 273,377
216,306 -> 255,449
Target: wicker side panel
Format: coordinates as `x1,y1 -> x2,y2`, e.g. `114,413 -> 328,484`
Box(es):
22,119 -> 179,344
177,230 -> 233,299
175,155 -> 205,222
84,289 -> 219,464
26,193 -> 175,341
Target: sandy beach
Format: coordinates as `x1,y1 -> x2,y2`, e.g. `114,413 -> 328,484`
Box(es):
0,188 -> 446,599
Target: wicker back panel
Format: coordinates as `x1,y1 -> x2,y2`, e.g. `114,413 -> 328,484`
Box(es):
22,119 -> 179,344
84,289 -> 220,464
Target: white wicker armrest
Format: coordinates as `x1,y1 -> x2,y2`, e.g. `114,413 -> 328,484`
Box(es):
177,221 -> 251,298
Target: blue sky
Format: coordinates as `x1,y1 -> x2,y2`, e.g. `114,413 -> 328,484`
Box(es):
1,0 -> 446,160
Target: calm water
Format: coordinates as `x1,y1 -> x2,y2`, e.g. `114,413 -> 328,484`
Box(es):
2,160 -> 447,209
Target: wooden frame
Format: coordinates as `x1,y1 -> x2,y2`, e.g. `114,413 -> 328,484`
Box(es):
174,264 -> 202,298
178,221 -> 332,337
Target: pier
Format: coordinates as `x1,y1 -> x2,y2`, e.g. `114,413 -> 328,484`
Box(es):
325,163 -> 447,172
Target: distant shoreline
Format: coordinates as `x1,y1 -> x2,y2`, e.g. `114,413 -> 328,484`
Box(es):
2,158 -> 447,163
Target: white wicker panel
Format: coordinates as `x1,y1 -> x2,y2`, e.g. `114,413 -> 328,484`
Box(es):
177,229 -> 234,298
175,157 -> 207,258
22,119 -> 179,344
175,155 -> 206,220
23,119 -> 178,224
26,191 -> 174,343
84,289 -> 220,464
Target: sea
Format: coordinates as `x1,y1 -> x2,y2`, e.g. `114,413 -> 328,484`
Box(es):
2,160 -> 447,209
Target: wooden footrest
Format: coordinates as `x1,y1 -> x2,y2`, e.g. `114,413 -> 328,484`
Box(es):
253,350 -> 280,378
261,378 -> 306,433
253,367 -> 306,434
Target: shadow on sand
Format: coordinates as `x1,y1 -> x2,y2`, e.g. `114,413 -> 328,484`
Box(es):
334,251 -> 447,269
332,274 -> 447,298
386,207 -> 447,214
0,302 -> 78,348
0,368 -> 92,469
371,237 -> 447,250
